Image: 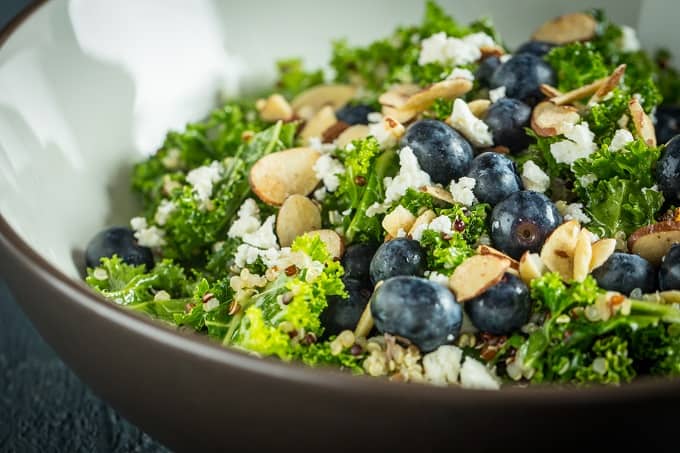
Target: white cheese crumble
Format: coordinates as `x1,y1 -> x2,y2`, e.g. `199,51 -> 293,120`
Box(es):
521,160 -> 550,193
368,116 -> 405,149
620,25 -> 641,53
500,54 -> 512,64
383,146 -> 432,204
578,173 -> 598,188
313,154 -> 345,193
418,32 -> 496,67
242,215 -> 278,249
549,122 -> 597,165
426,271 -> 451,287
130,217 -> 166,248
228,198 -> 261,239
203,298 -> 220,312
447,67 -> 475,81
423,345 -> 463,386
367,112 -> 383,123
154,199 -> 176,226
313,187 -> 327,201
609,128 -> 634,151
459,357 -> 501,390
449,177 -> 477,206
365,202 -> 389,218
307,136 -> 337,153
489,86 -> 506,103
185,161 -> 223,203
448,99 -> 494,147
557,201 -> 591,224
428,215 -> 454,235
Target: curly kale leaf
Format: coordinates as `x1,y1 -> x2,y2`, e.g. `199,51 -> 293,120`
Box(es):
419,230 -> 473,275
275,58 -> 325,99
630,323 -> 680,376
545,43 -> 609,92
300,340 -> 365,374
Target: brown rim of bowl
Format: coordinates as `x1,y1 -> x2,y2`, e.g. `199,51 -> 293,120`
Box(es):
0,0 -> 677,404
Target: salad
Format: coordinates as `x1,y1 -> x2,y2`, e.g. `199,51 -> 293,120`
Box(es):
84,2 -> 680,390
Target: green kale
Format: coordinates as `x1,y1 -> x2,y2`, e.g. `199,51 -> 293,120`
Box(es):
398,188 -> 436,215
300,339 -> 365,374
275,58 -> 325,99
545,43 -> 609,92
584,89 -> 630,145
630,323 -> 680,376
655,49 -> 680,105
419,230 -> 473,275
438,203 -> 489,245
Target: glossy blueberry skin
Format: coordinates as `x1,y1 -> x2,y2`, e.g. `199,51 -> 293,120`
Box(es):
484,98 -> 532,153
466,152 -> 523,206
341,243 -> 377,285
85,226 -> 154,270
475,56 -> 501,87
490,191 -> 562,260
335,104 -> 374,125
515,41 -> 555,58
321,278 -> 372,338
592,253 -> 657,295
369,238 -> 426,285
656,135 -> 680,204
400,119 -> 474,184
654,106 -> 680,145
490,53 -> 556,105
371,276 -> 463,352
465,273 -> 531,335
659,245 -> 680,291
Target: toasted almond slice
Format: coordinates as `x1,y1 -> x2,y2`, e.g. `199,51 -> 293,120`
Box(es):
540,220 -> 581,281
628,221 -> 680,266
573,228 -> 593,283
589,64 -> 626,105
480,45 -> 506,59
256,94 -> 294,122
354,300 -> 374,338
276,195 -> 322,247
657,291 -> 680,304
382,205 -> 417,238
468,99 -> 491,118
421,186 -> 455,205
531,12 -> 598,44
629,98 -> 657,147
551,78 -> 607,106
322,121 -> 351,143
476,245 -> 520,270
336,124 -> 370,149
382,105 -> 418,124
379,84 -> 421,108
400,79 -> 473,112
589,239 -> 617,272
540,84 -> 563,98
307,229 -> 345,259
408,210 -> 437,236
300,106 -> 337,143
250,148 -> 321,205
519,252 -> 547,285
449,255 -> 511,302
291,84 -> 357,119
531,101 -> 580,137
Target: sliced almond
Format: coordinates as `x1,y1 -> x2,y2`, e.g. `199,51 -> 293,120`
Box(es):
551,78 -> 606,106
354,300 -> 374,338
382,105 -> 418,124
519,252 -> 547,285
291,84 -> 357,119
307,229 -> 345,259
276,195 -> 322,247
480,45 -> 506,59
531,12 -> 598,44
322,121 -> 351,143
400,79 -> 473,112
449,255 -> 511,302
379,84 -> 421,108
336,124 -> 370,149
627,221 -> 680,266
629,98 -> 657,147
421,186 -> 455,205
382,205 -> 417,238
531,101 -> 580,137
256,94 -> 294,122
300,106 -> 337,143
590,238 -> 617,272
589,64 -> 626,105
249,147 -> 321,205
540,84 -> 563,98
657,291 -> 680,304
572,228 -> 593,283
468,99 -> 491,118
408,210 -> 437,236
540,220 -> 581,281
476,245 -> 520,270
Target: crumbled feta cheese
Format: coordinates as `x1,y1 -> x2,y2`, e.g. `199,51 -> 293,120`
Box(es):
369,116 -> 405,148
521,160 -> 550,193
418,32 -> 495,67
186,161 -> 222,202
549,123 -> 597,165
423,345 -> 463,386
464,32 -> 496,49
313,154 -> 345,192
154,199 -> 176,226
313,187 -> 327,201
578,173 -> 598,187
234,244 -> 263,268
459,357 -> 501,390
449,177 -> 477,206
410,223 -> 429,241
427,215 -> 454,236
367,112 -> 383,123
500,54 -> 512,64
489,86 -> 506,103
395,228 -> 408,238
557,201 -> 591,224
609,128 -> 634,151
620,25 -> 641,53
426,271 -> 451,287
307,136 -> 337,153
383,146 -> 432,204
448,99 -> 493,147
130,217 -> 166,248
242,215 -> 278,249
228,198 -> 261,239
365,202 -> 388,219
447,67 -> 475,81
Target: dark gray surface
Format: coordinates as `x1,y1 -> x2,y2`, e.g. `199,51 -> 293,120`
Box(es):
0,2 -> 167,452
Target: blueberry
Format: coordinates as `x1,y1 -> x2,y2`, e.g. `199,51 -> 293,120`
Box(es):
341,243 -> 377,285
336,104 -> 374,125
490,53 -> 556,105
466,152 -> 523,206
321,278 -> 372,338
490,191 -> 562,260
400,119 -> 474,184
369,238 -> 426,285
592,253 -> 657,295
656,135 -> 680,204
371,276 -> 462,352
85,226 -> 154,269
515,41 -> 555,58
484,98 -> 532,153
659,245 -> 680,291
655,106 -> 680,145
475,56 -> 501,87
465,273 -> 531,335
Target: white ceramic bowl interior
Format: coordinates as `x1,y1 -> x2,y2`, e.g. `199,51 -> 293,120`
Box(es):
0,0 -> 674,280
